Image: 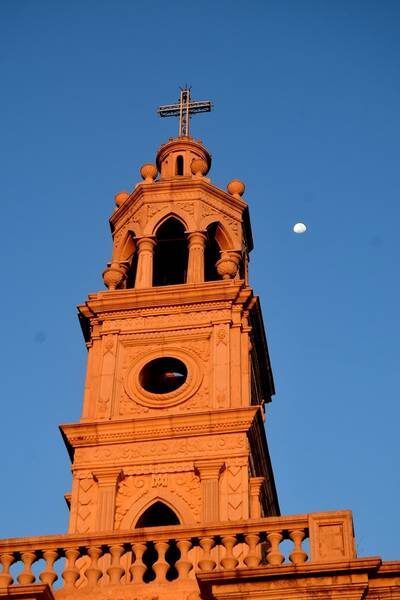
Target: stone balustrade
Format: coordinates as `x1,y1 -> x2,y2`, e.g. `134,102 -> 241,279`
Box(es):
0,511 -> 355,592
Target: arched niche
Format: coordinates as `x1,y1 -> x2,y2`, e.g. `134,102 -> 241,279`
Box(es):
175,155 -> 184,176
145,205 -> 195,237
153,216 -> 188,286
118,491 -> 196,530
205,221 -> 236,281
136,501 -> 180,528
113,230 -> 137,288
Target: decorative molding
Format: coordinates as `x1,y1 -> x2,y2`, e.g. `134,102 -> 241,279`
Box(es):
100,302 -> 232,320
101,309 -> 232,333
176,201 -> 195,215
69,422 -> 251,449
63,407 -> 259,449
74,434 -> 247,467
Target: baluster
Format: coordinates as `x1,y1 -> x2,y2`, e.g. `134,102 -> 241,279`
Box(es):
62,548 -> 80,589
198,536 -> 216,571
289,529 -> 308,564
17,551 -> 36,585
85,546 -> 103,587
244,533 -> 260,568
153,541 -> 169,582
266,531 -> 284,566
107,544 -> 125,584
40,549 -> 59,586
0,552 -> 14,587
176,539 -> 193,579
220,535 -> 238,570
130,542 -> 147,583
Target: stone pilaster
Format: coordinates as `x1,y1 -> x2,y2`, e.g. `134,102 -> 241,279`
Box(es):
249,476 -> 264,518
195,461 -> 224,522
93,468 -> 123,531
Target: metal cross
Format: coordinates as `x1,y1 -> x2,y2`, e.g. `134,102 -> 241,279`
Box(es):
158,87 -> 212,137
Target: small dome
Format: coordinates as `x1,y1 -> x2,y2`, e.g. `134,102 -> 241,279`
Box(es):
156,137 -> 211,179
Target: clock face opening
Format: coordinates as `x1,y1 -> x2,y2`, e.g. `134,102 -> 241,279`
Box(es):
139,357 -> 188,394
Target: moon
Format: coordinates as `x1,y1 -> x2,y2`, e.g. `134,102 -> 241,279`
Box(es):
293,222 -> 307,234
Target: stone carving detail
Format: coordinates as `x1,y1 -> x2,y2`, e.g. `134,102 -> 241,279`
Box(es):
130,205 -> 147,230
101,309 -> 231,333
201,204 -> 220,219
191,339 -> 210,362
226,463 -> 246,521
172,472 -> 201,519
216,328 -> 228,345
114,471 -> 201,527
224,216 -> 240,235
103,334 -> 115,355
76,476 -> 97,533
115,476 -> 150,528
152,473 -> 168,487
77,435 -> 246,466
101,302 -> 231,321
182,381 -> 210,411
147,202 -> 169,219
112,226 -> 127,250
176,201 -> 195,215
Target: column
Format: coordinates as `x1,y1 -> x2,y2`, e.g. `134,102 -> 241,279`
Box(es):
134,236 -> 156,288
186,231 -> 207,284
195,460 -> 224,522
93,468 -> 123,531
249,476 -> 264,518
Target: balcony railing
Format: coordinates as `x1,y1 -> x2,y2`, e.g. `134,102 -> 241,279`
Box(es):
0,511 -> 355,592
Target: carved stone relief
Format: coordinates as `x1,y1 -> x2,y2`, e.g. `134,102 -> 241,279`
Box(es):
114,471 -> 201,528
176,201 -> 195,215
101,309 -> 231,333
101,302 -> 231,321
75,434 -> 246,468
75,475 -> 98,534
220,457 -> 249,522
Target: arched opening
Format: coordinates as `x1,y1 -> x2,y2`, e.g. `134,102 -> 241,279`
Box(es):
153,217 -> 188,286
135,502 -> 180,583
176,155 -> 184,176
126,253 -> 138,288
205,222 -> 221,281
136,501 -> 180,528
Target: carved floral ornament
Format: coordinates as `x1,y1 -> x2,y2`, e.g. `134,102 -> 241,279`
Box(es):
124,347 -> 203,409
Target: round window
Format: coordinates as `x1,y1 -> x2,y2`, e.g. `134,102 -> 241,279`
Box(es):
139,357 -> 188,394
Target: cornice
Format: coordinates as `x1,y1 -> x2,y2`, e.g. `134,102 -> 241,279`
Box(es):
60,406 -> 261,457
196,557 -> 383,585
78,281 -> 253,320
109,177 -> 248,229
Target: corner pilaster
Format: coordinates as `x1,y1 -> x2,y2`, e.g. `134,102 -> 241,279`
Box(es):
92,468 -> 124,531
195,460 -> 224,522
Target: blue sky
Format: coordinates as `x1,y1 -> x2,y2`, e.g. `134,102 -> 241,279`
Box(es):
0,1 -> 399,559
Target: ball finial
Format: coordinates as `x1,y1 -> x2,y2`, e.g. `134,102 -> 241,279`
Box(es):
191,157 -> 209,177
140,163 -> 158,183
115,191 -> 130,207
227,179 -> 245,197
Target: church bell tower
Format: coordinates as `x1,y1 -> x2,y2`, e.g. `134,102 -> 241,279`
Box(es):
2,88 -> 398,600
61,89 -> 279,536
